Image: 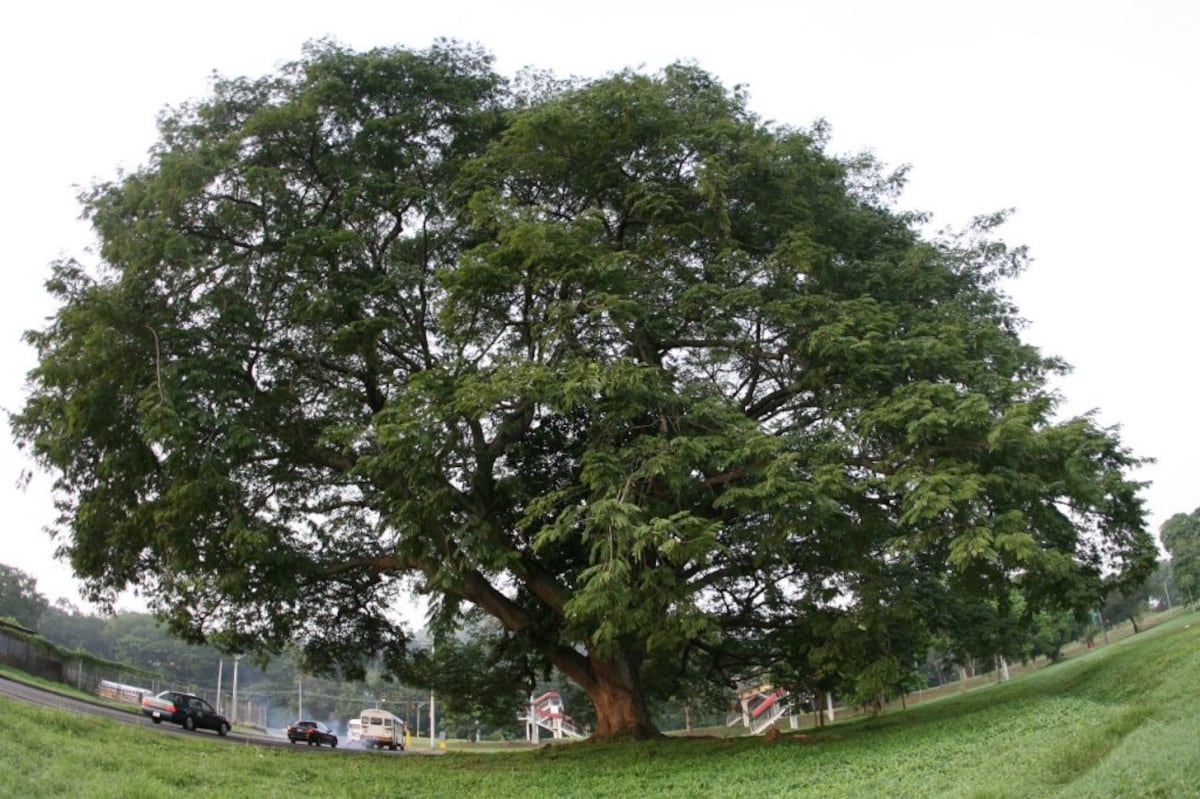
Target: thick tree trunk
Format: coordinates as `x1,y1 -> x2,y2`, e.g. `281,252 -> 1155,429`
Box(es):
455,563 -> 659,740
550,648 -> 661,740
585,654 -> 661,740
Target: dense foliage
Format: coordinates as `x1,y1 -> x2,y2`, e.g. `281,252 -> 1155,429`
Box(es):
0,564 -> 49,628
1160,508 -> 1200,604
12,41 -> 1154,738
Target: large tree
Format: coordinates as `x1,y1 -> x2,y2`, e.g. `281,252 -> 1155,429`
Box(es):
11,42 -> 1154,739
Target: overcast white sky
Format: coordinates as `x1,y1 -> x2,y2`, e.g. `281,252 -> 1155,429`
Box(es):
1,0 -> 1196,609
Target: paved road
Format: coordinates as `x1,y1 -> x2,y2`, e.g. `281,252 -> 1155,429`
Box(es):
0,675 -> 409,755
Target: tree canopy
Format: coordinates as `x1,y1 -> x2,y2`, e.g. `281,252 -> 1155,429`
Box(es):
1159,509 -> 1200,604
0,563 -> 50,629
11,41 -> 1155,739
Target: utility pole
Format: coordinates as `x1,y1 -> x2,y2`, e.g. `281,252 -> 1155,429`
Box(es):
430,639 -> 436,748
215,660 -> 223,715
231,655 -> 241,726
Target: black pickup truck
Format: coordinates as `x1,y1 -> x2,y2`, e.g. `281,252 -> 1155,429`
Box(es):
141,690 -> 231,735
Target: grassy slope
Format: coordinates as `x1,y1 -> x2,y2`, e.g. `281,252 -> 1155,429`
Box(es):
2,612 -> 1197,799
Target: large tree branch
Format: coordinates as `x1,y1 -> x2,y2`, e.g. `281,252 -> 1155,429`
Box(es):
323,554 -> 418,578
457,565 -> 591,682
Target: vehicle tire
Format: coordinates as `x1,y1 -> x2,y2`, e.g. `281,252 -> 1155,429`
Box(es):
331,739 -> 338,749
389,743 -> 397,751
183,716 -> 196,731
218,722 -> 230,737
152,717 -> 162,725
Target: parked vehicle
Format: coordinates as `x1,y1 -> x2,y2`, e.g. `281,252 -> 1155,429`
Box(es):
286,720 -> 338,747
359,708 -> 405,751
140,690 -> 230,736
96,679 -> 151,707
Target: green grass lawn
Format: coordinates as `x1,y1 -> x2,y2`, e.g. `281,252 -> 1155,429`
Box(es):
3,612 -> 1198,798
